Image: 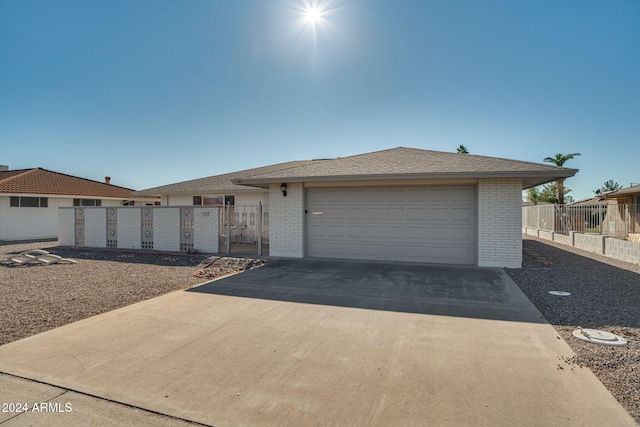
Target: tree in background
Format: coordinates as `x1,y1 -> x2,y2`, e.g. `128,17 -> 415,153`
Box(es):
526,187 -> 541,205
535,182 -> 575,204
594,179 -> 622,195
456,145 -> 469,153
543,153 -> 580,204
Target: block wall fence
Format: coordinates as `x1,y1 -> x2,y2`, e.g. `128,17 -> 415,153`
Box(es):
523,226 -> 640,265
59,206 -> 218,253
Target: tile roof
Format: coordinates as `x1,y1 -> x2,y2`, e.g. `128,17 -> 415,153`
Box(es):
134,160 -> 316,195
233,147 -> 578,189
0,168 -> 134,198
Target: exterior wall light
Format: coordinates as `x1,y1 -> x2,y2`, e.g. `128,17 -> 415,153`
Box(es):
280,183 -> 288,197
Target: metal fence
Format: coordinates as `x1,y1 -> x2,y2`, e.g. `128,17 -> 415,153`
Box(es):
522,203 -> 640,239
219,204 -> 269,255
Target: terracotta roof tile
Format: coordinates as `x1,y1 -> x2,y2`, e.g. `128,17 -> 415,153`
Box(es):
0,168 -> 134,198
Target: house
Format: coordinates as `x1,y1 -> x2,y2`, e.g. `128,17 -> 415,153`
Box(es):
134,147 -> 577,267
601,183 -> 640,240
0,167 -> 155,241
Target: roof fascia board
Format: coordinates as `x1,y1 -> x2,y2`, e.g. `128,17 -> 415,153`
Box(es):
234,169 -> 578,186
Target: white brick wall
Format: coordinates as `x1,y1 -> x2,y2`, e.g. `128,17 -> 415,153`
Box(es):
605,238 -> 640,263
84,208 -> 106,247
117,208 -> 142,250
154,208 -> 180,252
194,207 -> 219,253
269,183 -> 304,257
58,208 -> 75,246
477,178 -> 522,268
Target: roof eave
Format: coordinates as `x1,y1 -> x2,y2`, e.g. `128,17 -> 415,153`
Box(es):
234,169 -> 578,189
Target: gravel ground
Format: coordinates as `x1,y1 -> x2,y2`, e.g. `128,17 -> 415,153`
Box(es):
506,235 -> 640,424
0,241 -> 264,346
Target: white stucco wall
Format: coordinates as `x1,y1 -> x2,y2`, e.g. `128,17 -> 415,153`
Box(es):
268,183 -> 305,257
477,179 -> 523,268
0,196 -> 121,241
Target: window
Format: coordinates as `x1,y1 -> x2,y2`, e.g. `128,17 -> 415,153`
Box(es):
194,195 -> 235,206
9,196 -> 48,207
73,199 -> 102,206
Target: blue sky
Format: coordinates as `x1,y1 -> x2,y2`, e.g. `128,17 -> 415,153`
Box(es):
1,0 -> 638,200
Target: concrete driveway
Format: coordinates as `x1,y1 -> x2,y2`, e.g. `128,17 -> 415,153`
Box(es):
0,259 -> 635,426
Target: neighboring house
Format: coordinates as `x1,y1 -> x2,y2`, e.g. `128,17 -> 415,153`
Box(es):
601,183 -> 640,239
0,167 -> 155,241
135,147 -> 576,267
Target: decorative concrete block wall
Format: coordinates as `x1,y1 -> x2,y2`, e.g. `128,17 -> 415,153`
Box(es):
194,207 -> 218,253
84,208 -> 106,248
553,233 -> 572,246
58,208 -> 75,246
154,208 -> 180,252
58,207 -> 220,253
269,183 -> 304,257
477,178 -> 522,268
117,208 -> 142,250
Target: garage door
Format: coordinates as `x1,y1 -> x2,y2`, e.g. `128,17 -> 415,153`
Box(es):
306,186 -> 477,265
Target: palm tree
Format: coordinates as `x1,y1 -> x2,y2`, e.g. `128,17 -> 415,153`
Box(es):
527,187 -> 541,205
456,145 -> 469,154
594,179 -> 621,195
543,153 -> 580,204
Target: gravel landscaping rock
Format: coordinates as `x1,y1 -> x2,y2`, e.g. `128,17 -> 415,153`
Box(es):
0,241 -> 265,346
506,235 -> 640,424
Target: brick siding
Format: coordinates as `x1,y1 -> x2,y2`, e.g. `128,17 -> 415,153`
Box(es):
477,178 -> 523,268
269,183 -> 304,257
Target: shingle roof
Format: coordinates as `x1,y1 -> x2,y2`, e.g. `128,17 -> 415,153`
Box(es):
607,184 -> 640,197
233,147 -> 578,189
134,160 -> 317,195
0,168 -> 134,198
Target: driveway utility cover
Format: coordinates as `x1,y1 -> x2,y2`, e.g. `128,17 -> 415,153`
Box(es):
573,328 -> 629,346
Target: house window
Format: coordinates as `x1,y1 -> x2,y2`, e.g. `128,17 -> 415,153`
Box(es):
193,195 -> 235,206
73,199 -> 102,206
9,196 -> 48,207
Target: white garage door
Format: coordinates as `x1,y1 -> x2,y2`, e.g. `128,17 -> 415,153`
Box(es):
306,186 -> 477,265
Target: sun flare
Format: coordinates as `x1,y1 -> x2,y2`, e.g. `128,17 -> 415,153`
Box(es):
304,6 -> 323,24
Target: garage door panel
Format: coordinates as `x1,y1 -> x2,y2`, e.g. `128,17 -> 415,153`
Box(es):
385,190 -> 406,203
346,225 -> 363,239
406,226 -> 426,240
385,245 -> 406,258
307,224 -> 326,238
386,208 -> 405,221
366,208 -> 384,221
428,227 -> 450,241
327,191 -> 346,203
385,226 -> 406,239
345,244 -> 364,256
364,244 -> 385,257
306,186 -> 476,264
365,226 -> 384,239
450,207 -> 473,222
365,190 -> 385,202
450,187 -> 475,202
346,208 -> 364,220
326,225 -> 344,238
428,188 -> 450,202
406,189 -> 427,202
427,208 -> 449,221
326,207 -> 344,220
406,208 -> 427,221
450,227 -> 474,242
